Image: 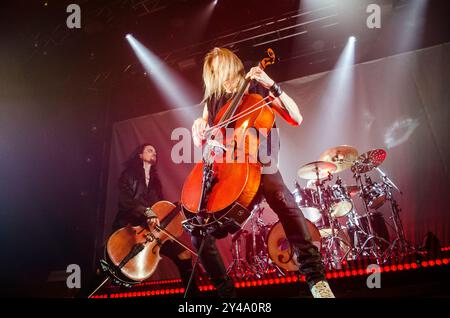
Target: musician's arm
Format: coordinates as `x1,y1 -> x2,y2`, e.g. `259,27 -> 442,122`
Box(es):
192,104 -> 209,147
202,103 -> 208,121
246,67 -> 302,126
270,92 -> 303,126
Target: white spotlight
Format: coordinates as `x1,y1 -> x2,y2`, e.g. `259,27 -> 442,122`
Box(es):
349,36 -> 356,43
125,34 -> 132,39
126,34 -> 196,109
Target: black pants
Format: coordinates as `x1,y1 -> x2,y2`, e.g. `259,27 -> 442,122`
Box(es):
191,171 -> 326,296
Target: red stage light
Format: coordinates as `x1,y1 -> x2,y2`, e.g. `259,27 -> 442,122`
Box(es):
91,256 -> 450,298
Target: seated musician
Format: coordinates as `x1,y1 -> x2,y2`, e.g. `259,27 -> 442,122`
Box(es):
190,48 -> 335,298
112,143 -> 197,294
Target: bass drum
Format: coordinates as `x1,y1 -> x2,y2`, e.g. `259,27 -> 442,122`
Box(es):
267,220 -> 321,271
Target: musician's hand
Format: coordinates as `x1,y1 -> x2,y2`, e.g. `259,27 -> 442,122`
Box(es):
147,216 -> 160,229
245,67 -> 275,89
192,117 -> 208,148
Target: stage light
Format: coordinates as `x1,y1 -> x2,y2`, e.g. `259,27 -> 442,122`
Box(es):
125,33 -> 131,39
395,0 -> 429,52
306,33 -> 356,149
126,34 -> 196,109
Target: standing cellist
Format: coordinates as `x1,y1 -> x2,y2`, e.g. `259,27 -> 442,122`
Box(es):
190,48 -> 335,298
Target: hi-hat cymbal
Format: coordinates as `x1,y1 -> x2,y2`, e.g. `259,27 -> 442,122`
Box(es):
297,161 -> 337,180
352,149 -> 387,173
319,145 -> 359,173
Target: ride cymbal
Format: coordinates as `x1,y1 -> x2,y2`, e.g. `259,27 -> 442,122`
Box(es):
319,145 -> 358,173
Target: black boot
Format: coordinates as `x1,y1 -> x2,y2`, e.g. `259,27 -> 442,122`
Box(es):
176,258 -> 201,297
213,275 -> 236,298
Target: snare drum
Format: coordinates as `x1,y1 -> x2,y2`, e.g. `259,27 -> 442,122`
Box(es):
326,184 -> 353,218
292,186 -> 321,223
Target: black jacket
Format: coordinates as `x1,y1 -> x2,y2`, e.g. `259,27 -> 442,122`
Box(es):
112,164 -> 163,231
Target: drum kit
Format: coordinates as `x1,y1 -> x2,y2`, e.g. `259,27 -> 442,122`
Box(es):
227,145 -> 416,277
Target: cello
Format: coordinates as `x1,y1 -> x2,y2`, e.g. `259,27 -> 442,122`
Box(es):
181,49 -> 277,236
89,201 -> 197,297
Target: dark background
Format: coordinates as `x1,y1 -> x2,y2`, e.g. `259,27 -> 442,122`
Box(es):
0,0 -> 449,296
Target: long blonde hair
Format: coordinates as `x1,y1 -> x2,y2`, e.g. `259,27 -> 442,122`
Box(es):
202,47 -> 246,102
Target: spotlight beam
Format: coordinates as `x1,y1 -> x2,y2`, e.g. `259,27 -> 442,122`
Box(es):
126,35 -> 196,109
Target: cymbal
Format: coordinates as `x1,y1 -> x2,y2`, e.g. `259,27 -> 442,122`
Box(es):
298,161 -> 337,180
319,145 -> 359,173
352,149 -> 387,173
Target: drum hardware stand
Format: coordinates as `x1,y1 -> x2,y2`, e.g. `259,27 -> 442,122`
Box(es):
346,209 -> 365,259
226,203 -> 285,278
321,215 -> 353,270
311,169 -> 351,270
352,169 -> 389,264
248,205 -> 271,276
226,204 -> 261,278
226,230 -> 254,278
374,168 -> 416,262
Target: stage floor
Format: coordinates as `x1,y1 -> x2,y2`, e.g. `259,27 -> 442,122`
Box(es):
91,249 -> 450,298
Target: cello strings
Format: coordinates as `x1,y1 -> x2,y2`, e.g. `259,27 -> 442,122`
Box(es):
205,98 -> 273,136
205,95 -> 271,133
